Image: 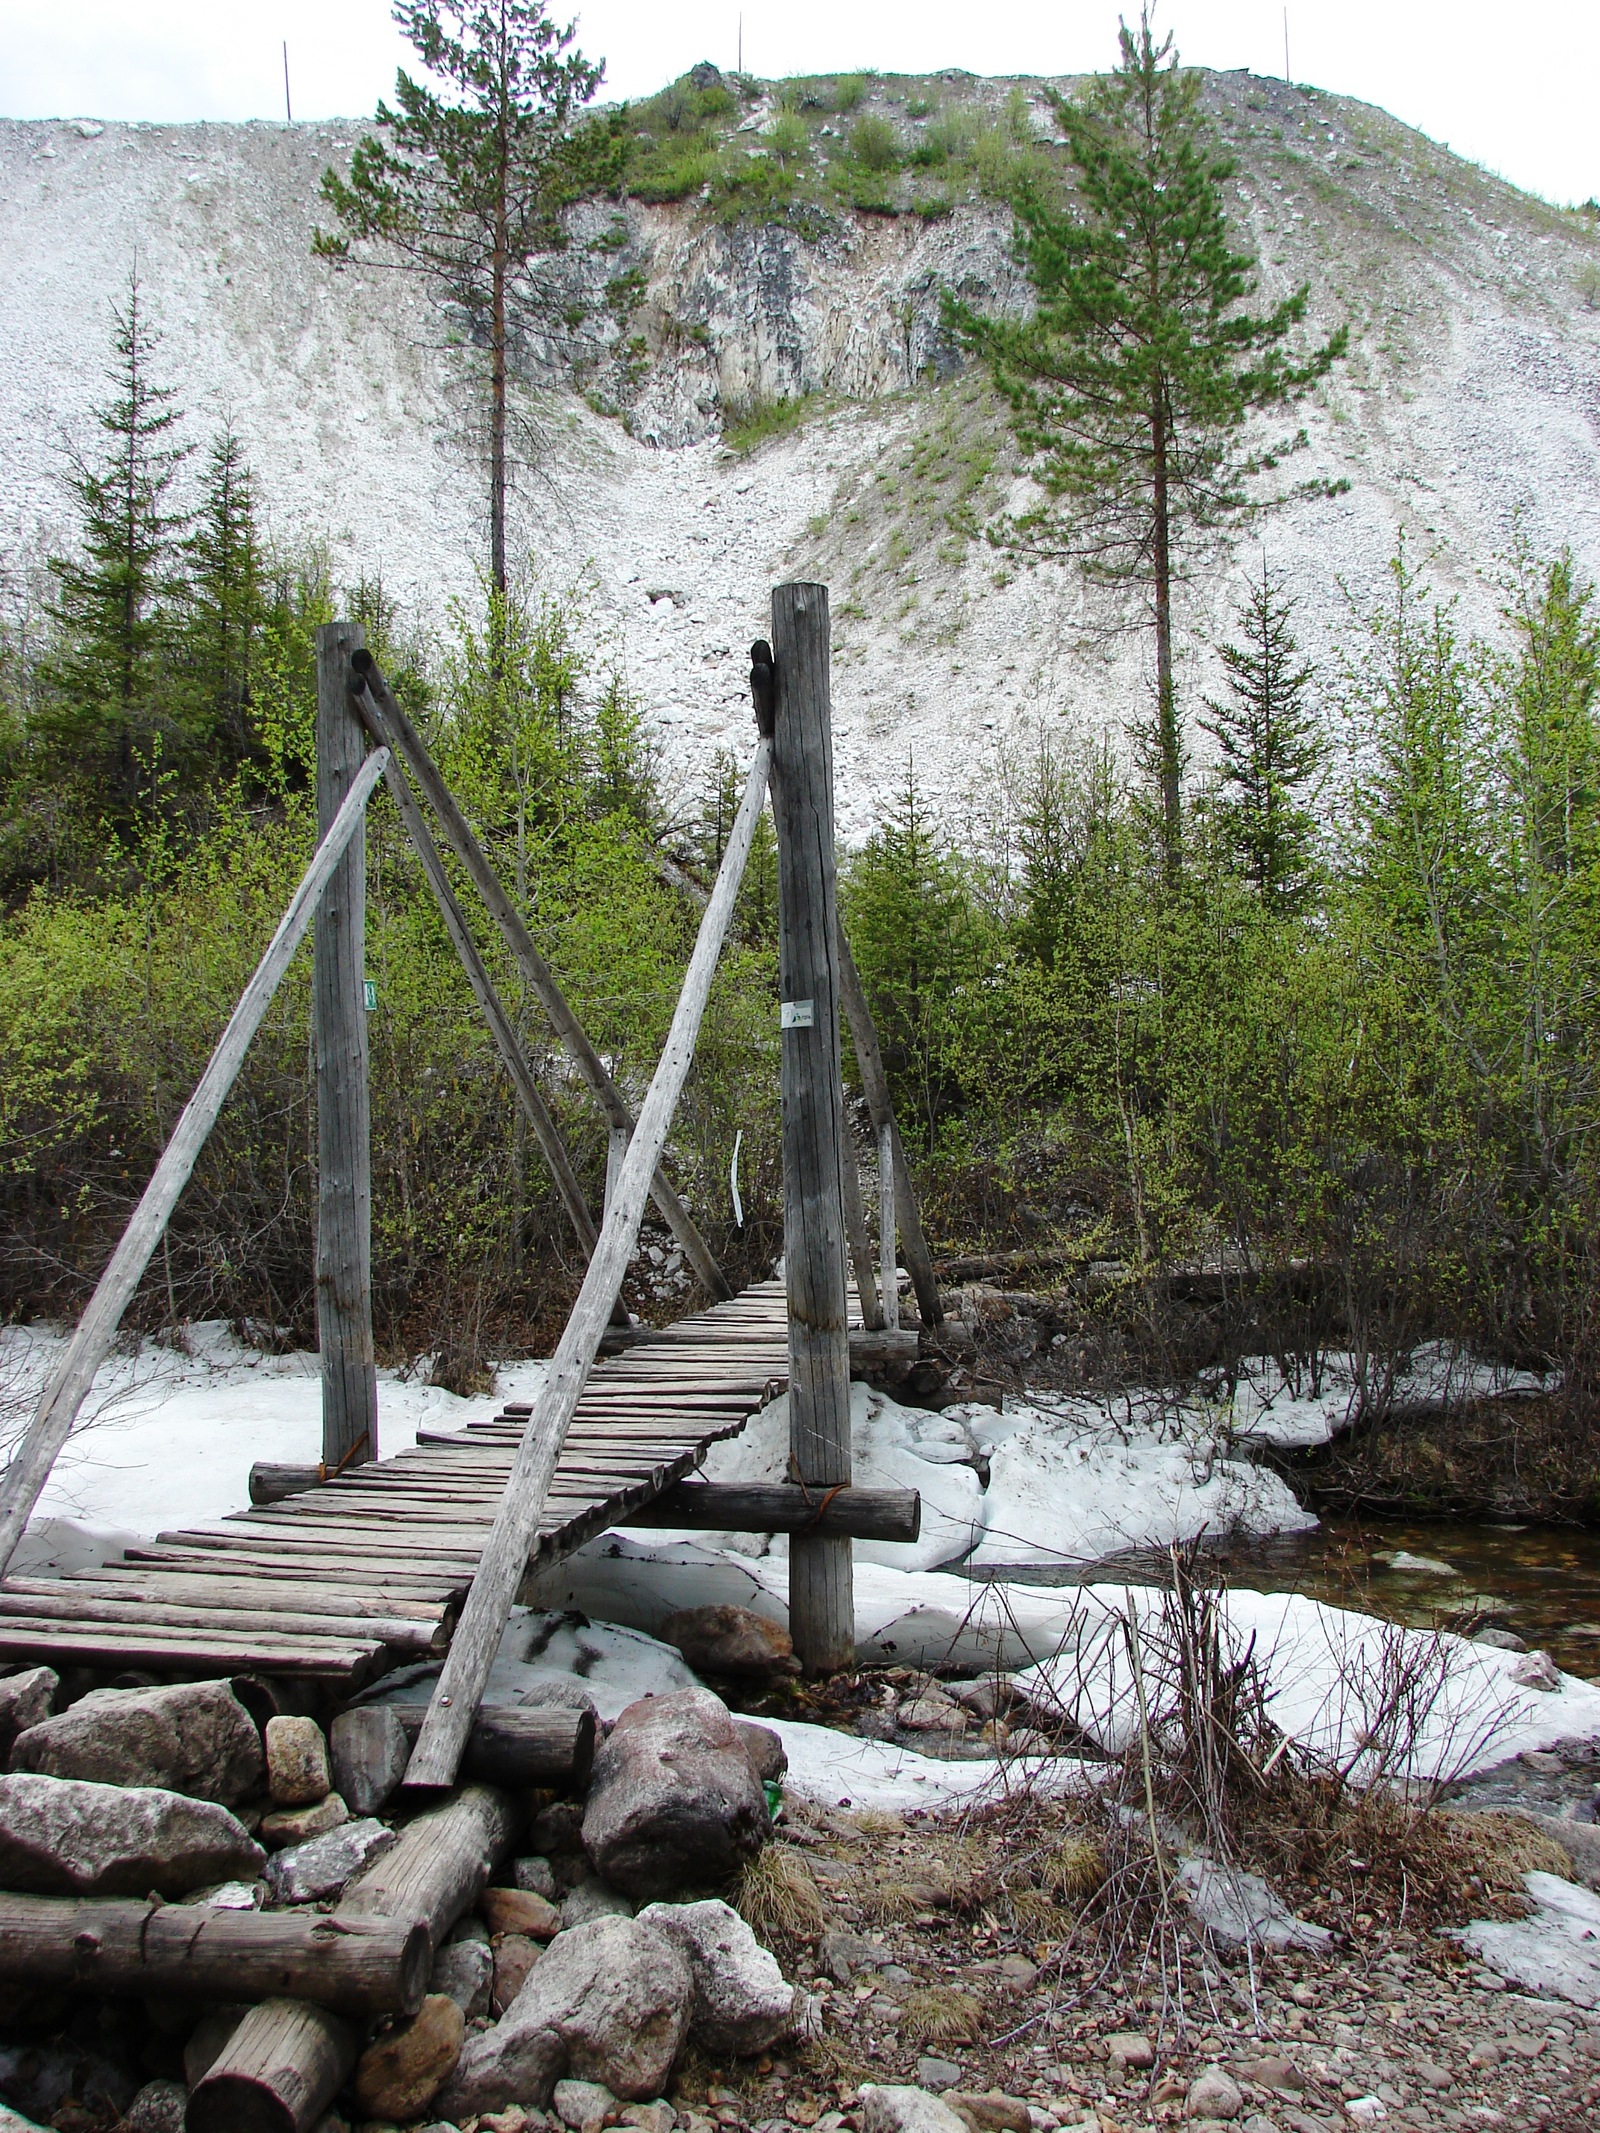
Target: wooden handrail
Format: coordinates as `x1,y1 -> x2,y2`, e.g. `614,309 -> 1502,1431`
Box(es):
401,734 -> 773,1791
350,680 -> 600,1256
0,752 -> 390,1575
349,651 -> 733,1303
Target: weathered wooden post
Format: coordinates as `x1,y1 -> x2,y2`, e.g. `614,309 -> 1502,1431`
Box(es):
315,621 -> 377,1472
769,583 -> 854,1675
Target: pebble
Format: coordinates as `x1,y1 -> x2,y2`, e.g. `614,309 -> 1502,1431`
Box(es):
917,2058 -> 963,2091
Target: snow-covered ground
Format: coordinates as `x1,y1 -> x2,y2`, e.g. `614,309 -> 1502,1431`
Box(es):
4,1321 -> 1598,1800
0,1318 -> 549,1571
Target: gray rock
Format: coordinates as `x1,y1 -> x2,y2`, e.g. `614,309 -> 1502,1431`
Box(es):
860,2087 -> 971,2133
265,1713 -> 332,1805
126,2078 -> 188,2133
264,1815 -> 396,1904
821,1929 -> 881,1983
555,2076 -> 620,2131
515,1853 -> 559,1900
0,2040 -> 136,2126
661,1605 -> 798,1679
636,1897 -> 797,2054
9,1680 -> 263,1805
916,2058 -> 963,2092
1177,1857 -> 1332,1951
581,1687 -> 770,1900
330,1705 -> 410,1815
561,1874 -> 634,1931
735,1721 -> 787,1783
1472,1627 -> 1528,1652
435,1913 -> 693,2118
431,1932 -> 494,2018
1104,2033 -> 1155,2071
0,1668 -> 57,1757
519,1674 -> 601,1721
1187,2069 -> 1245,2121
0,1772 -> 263,1896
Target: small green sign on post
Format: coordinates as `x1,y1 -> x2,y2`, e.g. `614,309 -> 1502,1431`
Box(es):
363,980 -> 377,1012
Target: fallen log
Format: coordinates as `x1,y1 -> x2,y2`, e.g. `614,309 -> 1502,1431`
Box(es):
335,1781 -> 518,1950
627,1480 -> 921,1542
0,1893 -> 427,2015
187,1997 -> 355,2133
388,1702 -> 595,1789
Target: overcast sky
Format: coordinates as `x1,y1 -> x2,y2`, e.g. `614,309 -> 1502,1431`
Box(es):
3,0 -> 1596,209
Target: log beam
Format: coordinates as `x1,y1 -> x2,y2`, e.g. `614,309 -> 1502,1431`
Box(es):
626,1479 -> 920,1542
0,1894 -> 428,2014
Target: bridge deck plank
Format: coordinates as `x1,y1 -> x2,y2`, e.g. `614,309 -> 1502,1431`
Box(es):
0,1283 -> 796,1679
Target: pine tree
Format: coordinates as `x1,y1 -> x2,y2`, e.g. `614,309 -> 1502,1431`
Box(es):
315,0 -> 618,597
181,424 -> 265,761
42,274 -> 190,810
1200,557 -> 1323,910
947,11 -> 1345,880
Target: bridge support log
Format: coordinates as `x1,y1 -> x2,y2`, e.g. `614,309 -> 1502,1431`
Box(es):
629,1479 -> 919,1542
188,1997 -> 355,2133
314,620 -> 378,1472
770,583 -> 855,1677
389,1703 -> 596,1789
0,1895 -> 428,2015
337,1782 -> 520,1949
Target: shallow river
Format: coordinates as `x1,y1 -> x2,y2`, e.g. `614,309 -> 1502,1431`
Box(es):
966,1517 -> 1600,1681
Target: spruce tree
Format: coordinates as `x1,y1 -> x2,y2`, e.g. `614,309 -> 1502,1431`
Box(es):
315,0 -> 617,597
1200,557 -> 1323,910
42,274 -> 190,810
947,11 -> 1345,879
182,424 -> 265,761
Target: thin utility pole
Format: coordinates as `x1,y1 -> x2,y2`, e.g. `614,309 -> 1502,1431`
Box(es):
283,42 -> 293,123
1283,10 -> 1290,83
737,15 -> 743,75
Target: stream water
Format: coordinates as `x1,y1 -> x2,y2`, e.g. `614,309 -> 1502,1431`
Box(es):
967,1517 -> 1600,1681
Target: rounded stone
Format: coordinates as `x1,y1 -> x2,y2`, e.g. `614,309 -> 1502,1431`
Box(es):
265,1714 -> 332,1806
352,1993 -> 466,2123
1186,2068 -> 1244,2121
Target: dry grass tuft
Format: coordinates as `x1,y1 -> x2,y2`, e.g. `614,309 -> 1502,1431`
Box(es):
1040,1832 -> 1106,1903
900,1985 -> 983,2046
853,1808 -> 907,1835
737,1844 -> 827,1943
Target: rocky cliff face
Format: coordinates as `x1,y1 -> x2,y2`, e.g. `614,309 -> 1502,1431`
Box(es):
3,69 -> 1599,834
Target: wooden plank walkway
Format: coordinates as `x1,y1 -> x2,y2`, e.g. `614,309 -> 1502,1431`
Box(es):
0,1283 -> 792,1686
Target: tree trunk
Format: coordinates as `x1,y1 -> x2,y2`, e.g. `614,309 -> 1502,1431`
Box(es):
1151,394 -> 1181,882
490,228 -> 508,602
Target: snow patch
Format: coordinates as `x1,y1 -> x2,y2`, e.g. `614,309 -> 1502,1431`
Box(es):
1461,1872 -> 1600,2007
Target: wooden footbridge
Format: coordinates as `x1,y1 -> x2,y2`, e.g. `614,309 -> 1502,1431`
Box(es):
0,584 -> 942,1740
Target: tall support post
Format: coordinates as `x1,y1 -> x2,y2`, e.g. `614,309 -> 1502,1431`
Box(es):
878,1122 -> 900,1333
769,583 -> 854,1675
315,621 -> 377,1472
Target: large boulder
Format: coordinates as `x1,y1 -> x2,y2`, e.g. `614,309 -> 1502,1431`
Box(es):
581,1688 -> 770,1900
636,1898 -> 798,2054
9,1681 -> 263,1805
0,1773 -> 263,1896
435,1913 -> 693,2119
